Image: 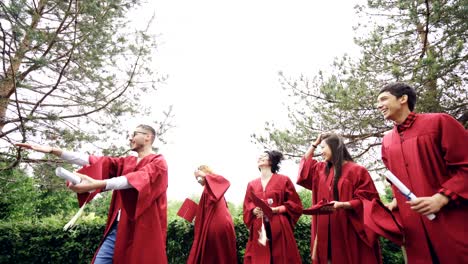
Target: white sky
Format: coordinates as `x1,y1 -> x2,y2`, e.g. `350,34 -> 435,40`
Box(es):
127,0 -> 362,204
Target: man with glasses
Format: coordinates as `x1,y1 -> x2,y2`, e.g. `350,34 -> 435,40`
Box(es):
16,124 -> 168,264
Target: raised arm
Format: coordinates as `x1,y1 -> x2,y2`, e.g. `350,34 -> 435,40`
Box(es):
297,135 -> 323,190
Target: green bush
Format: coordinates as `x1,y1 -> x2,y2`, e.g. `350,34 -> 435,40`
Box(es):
0,212 -> 401,264
0,218 -> 103,264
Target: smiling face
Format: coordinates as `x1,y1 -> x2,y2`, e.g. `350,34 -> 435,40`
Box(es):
376,91 -> 408,122
321,141 -> 333,162
257,153 -> 270,169
128,128 -> 151,152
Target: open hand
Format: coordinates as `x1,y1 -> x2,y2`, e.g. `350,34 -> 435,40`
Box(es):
15,143 -> 52,153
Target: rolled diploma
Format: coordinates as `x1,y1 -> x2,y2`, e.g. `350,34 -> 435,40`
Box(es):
384,171 -> 436,220
56,167 -> 82,185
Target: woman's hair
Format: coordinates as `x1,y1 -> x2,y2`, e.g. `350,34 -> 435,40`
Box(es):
198,165 -> 213,174
265,150 -> 284,173
322,133 -> 354,200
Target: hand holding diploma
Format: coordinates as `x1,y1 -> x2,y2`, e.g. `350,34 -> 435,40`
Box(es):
384,171 -> 436,220
68,172 -> 105,194
407,193 -> 449,217
56,167 -> 81,185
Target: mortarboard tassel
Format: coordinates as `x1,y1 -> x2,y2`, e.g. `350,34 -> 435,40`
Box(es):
258,217 -> 268,246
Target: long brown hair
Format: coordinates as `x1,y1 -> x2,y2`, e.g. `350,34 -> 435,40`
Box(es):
322,133 -> 354,200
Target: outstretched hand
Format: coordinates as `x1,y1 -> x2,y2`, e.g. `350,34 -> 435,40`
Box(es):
15,143 -> 53,153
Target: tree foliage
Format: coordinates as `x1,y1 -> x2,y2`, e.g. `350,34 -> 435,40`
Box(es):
253,0 -> 467,172
0,163 -> 79,220
0,0 -> 173,170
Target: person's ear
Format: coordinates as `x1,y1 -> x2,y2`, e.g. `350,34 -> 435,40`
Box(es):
399,94 -> 408,105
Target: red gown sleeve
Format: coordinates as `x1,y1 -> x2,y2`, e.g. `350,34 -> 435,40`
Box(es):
76,155 -> 121,207
437,114 -> 468,199
121,155 -> 168,219
243,183 -> 256,228
204,174 -> 230,202
283,177 -> 303,225
347,166 -> 381,247
297,156 -> 323,190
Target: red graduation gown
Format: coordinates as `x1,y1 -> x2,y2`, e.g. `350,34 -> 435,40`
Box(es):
382,113 -> 468,264
78,154 -> 168,264
297,159 -> 381,264
243,174 -> 303,264
187,174 -> 237,264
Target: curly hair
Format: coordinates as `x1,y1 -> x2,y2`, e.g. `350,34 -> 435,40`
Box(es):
264,150 -> 284,173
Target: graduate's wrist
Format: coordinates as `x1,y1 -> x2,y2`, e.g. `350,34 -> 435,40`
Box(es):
434,193 -> 449,207
48,146 -> 63,157
96,180 -> 107,190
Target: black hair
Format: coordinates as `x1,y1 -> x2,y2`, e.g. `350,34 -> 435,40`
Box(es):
264,150 -> 284,173
136,124 -> 156,143
322,133 -> 354,201
379,82 -> 417,112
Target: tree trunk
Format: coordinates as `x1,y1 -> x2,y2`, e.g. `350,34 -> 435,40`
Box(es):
0,0 -> 47,132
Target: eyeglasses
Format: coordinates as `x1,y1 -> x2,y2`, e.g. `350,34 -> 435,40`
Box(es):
128,131 -> 148,138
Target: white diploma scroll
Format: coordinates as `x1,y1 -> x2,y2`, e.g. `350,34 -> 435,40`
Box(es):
55,167 -> 81,185
384,171 -> 436,220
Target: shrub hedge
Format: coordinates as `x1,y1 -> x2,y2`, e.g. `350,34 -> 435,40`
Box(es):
0,215 -> 402,264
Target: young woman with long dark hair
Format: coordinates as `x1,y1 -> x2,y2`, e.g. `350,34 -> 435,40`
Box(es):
297,133 -> 381,264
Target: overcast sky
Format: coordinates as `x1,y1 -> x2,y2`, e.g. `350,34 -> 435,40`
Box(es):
127,0 -> 363,204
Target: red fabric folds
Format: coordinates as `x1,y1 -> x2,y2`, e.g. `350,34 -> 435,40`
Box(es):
243,174 -> 303,264
249,191 -> 274,218
78,154 -> 168,264
382,113 -> 468,263
187,174 -> 237,264
302,199 -> 335,215
297,158 -> 382,264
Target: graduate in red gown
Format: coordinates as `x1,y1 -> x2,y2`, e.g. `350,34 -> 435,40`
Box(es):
297,133 -> 382,264
377,82 -> 468,264
243,150 -> 303,264
17,124 -> 168,264
187,165 -> 237,264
